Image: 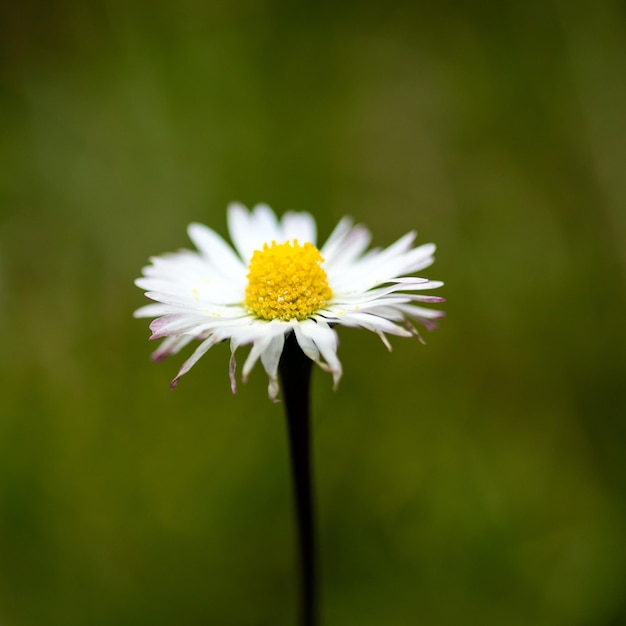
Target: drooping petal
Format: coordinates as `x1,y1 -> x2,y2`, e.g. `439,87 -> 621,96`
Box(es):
260,333 -> 286,401
241,335 -> 273,383
229,348 -> 238,394
151,334 -> 195,361
170,334 -> 222,389
293,325 -> 322,365
240,323 -> 288,384
297,320 -> 342,388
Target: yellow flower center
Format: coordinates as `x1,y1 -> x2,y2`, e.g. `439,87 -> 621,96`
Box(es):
244,240 -> 332,321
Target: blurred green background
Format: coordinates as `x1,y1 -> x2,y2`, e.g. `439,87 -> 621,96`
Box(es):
1,1 -> 626,624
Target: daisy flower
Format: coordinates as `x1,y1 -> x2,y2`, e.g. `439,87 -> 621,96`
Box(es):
134,203 -> 444,400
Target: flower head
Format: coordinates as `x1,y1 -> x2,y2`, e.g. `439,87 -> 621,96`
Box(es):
134,203 -> 444,400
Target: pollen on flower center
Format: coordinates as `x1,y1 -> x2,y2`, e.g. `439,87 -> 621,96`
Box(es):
245,239 -> 332,321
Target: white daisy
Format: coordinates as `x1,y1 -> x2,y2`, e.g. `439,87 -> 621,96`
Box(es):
134,203 -> 444,400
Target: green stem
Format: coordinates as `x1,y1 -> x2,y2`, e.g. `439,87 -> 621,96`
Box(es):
279,332 -> 317,626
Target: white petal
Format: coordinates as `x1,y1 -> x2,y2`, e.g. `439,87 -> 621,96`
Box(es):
228,321 -> 286,383
226,321 -> 284,391
406,243 -> 437,273
293,325 -> 322,364
226,202 -> 255,263
149,314 -> 204,339
142,290 -> 246,315
260,333 -> 286,401
187,222 -> 247,281
149,313 -> 254,340
330,252 -> 438,295
394,303 -> 446,320
251,203 -> 281,241
229,321 -> 277,351
247,203 -> 282,253
404,294 -> 446,303
242,335 -> 273,383
136,251 -> 245,305
298,320 -> 342,388
334,311 -> 413,337
328,233 -> 423,293
329,281 -> 426,306
322,221 -> 372,268
151,334 -> 194,361
170,334 -> 222,389
405,280 -> 444,290
134,302 -> 179,318
281,211 -> 317,245
229,349 -> 237,394
227,202 -> 282,263
319,217 -> 353,260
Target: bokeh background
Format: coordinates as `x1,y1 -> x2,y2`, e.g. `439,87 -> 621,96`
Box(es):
1,1 -> 625,625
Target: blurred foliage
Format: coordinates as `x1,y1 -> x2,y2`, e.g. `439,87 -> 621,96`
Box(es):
1,1 -> 626,625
